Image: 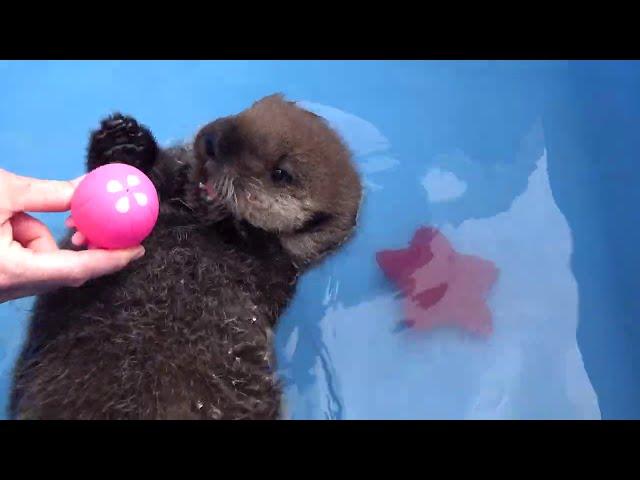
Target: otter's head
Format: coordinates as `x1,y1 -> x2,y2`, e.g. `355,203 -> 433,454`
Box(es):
191,94 -> 362,266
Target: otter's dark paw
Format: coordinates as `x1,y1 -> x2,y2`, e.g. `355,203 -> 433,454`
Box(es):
87,113 -> 158,173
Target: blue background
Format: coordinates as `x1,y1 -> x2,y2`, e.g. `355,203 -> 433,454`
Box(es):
0,60 -> 638,419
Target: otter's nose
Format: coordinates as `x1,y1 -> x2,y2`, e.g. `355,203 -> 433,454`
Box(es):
197,118 -> 241,164
203,133 -> 218,162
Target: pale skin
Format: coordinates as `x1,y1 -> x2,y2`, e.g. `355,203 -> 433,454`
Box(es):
0,168 -> 145,304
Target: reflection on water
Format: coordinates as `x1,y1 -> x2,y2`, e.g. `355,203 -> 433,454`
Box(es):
276,103 -> 599,420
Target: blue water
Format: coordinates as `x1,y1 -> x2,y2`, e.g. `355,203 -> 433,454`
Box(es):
1,60 -> 639,419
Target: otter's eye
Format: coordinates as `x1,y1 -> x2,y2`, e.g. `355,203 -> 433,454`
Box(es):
271,168 -> 293,185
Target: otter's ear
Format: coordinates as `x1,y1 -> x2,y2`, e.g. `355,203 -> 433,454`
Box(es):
288,101 -> 325,121
298,108 -> 324,122
280,203 -> 360,268
255,93 -> 287,106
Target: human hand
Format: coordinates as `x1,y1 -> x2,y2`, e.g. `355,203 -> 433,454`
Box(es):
0,168 -> 144,303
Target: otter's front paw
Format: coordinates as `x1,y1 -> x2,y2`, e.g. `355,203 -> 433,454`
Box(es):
87,113 -> 158,173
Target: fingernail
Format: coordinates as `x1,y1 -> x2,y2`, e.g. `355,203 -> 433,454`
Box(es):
133,247 -> 145,260
71,175 -> 86,186
71,232 -> 83,246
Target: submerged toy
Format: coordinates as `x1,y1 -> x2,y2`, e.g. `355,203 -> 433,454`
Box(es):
70,163 -> 159,249
376,227 -> 499,337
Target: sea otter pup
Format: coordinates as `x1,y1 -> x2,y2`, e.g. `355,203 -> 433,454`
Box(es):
9,94 -> 362,420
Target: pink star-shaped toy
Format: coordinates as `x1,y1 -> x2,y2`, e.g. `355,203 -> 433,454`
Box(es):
376,227 -> 499,336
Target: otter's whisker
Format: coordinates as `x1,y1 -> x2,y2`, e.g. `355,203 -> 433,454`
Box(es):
171,197 -> 195,212
231,179 -> 238,208
225,177 -> 232,203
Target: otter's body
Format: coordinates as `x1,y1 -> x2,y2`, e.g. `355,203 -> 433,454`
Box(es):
11,210 -> 296,419
9,95 -> 361,420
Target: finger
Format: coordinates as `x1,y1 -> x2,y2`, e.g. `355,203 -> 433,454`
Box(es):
10,212 -> 59,252
4,171 -> 85,213
71,231 -> 87,247
65,215 -> 86,247
23,246 -> 145,287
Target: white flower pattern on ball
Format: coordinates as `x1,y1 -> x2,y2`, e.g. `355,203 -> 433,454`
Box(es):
105,174 -> 149,214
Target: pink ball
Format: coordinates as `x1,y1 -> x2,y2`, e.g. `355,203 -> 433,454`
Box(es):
71,163 -> 159,250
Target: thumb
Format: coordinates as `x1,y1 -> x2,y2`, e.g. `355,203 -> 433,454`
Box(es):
3,169 -> 85,213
